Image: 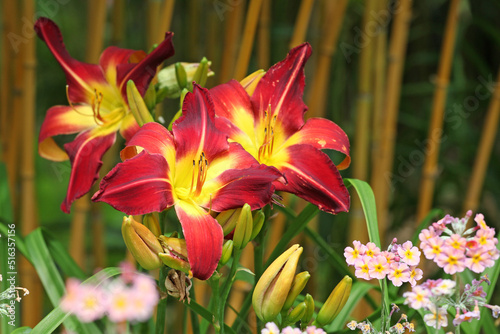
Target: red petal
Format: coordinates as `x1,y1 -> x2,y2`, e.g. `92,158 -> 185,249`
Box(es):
126,122 -> 175,158
173,85 -> 229,161
251,43 -> 312,136
207,164 -> 282,212
118,32 -> 175,98
92,151 -> 174,214
175,202 -> 223,280
99,47 -> 145,86
34,18 -> 105,103
62,131 -> 116,213
276,144 -> 350,214
287,118 -> 351,170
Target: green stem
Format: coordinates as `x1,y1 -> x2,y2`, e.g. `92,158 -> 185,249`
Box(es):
380,278 -> 389,333
455,275 -> 461,334
189,287 -> 200,334
219,249 -> 243,334
210,273 -> 222,334
155,266 -> 168,334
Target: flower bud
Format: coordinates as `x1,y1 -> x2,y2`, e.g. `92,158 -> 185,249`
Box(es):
216,208 -> 241,235
233,204 -> 253,249
286,302 -> 307,324
316,275 -> 352,326
126,80 -> 154,126
219,240 -> 234,266
143,212 -> 161,237
282,271 -> 310,312
191,57 -> 210,88
122,216 -> 162,270
302,294 -> 315,325
157,61 -> 214,100
250,210 -> 265,240
240,69 -> 266,95
158,236 -> 191,275
175,62 -> 188,89
253,244 -> 303,322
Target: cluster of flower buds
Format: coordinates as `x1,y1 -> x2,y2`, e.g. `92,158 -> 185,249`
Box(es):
404,275 -> 500,329
216,205 -> 266,250
253,245 -> 352,330
346,304 -> 414,334
419,211 -> 499,274
60,263 -> 159,323
344,240 -> 423,287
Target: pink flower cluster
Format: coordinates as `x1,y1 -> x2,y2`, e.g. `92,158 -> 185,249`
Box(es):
419,211 -> 499,274
60,264 -> 159,323
261,322 -> 326,334
404,276 -> 500,329
347,304 -> 415,333
344,240 -> 423,287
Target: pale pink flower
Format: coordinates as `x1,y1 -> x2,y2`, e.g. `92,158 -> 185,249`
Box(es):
344,240 -> 364,265
354,257 -> 371,280
422,236 -> 444,260
381,250 -> 396,264
398,241 -> 421,266
408,266 -> 423,286
465,247 -> 492,273
435,247 -> 466,274
403,285 -> 430,309
419,226 -> 437,248
387,262 -> 410,287
364,242 -> 381,258
432,279 -> 456,296
453,302 -> 480,326
346,320 -> 358,330
73,284 -> 108,322
445,234 -> 466,252
304,326 -> 327,334
262,322 -> 280,334
106,282 -> 134,322
132,273 -> 159,306
423,305 -> 448,329
391,322 -> 405,334
281,327 -> 301,334
488,247 -> 500,261
368,255 -> 389,280
60,278 -> 83,314
474,213 -> 488,230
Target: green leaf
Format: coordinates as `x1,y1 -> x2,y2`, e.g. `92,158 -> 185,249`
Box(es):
184,301 -> 236,334
25,228 -> 103,334
344,178 -> 381,248
11,327 -> 32,334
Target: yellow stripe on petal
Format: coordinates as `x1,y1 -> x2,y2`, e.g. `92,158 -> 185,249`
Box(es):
39,137 -> 69,161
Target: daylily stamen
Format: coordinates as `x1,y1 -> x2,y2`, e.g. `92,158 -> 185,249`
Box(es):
91,89 -> 105,124
65,85 -> 93,117
258,106 -> 277,162
194,152 -> 208,197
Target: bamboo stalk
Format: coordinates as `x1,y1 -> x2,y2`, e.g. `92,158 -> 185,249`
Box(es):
462,67 -> 500,213
416,0 -> 460,222
289,0 -> 315,49
158,0 -> 176,37
219,0 -> 246,83
349,0 -> 377,248
306,0 -> 348,118
370,0 -> 412,231
19,0 -> 43,327
233,0 -> 265,80
70,0 -> 109,268
188,0 -> 201,60
206,9 -> 220,87
370,0 -> 388,207
147,0 -> 162,47
85,0 -> 107,63
111,0 -> 125,45
257,0 -> 270,70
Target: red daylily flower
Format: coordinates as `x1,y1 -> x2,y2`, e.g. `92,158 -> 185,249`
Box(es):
210,43 -> 351,214
35,17 -> 175,213
92,85 -> 282,280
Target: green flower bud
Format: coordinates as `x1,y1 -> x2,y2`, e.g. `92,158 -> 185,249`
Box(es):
302,294 -> 315,326
216,208 -> 241,235
286,302 -> 306,324
158,236 -> 191,276
240,69 -> 266,95
233,204 -> 253,249
219,240 -> 234,266
126,80 -> 154,126
282,271 -> 310,312
143,212 -> 161,237
253,244 -> 303,322
250,210 -> 265,240
122,216 -> 162,270
175,62 -> 188,89
316,275 -> 352,326
191,57 -> 209,88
